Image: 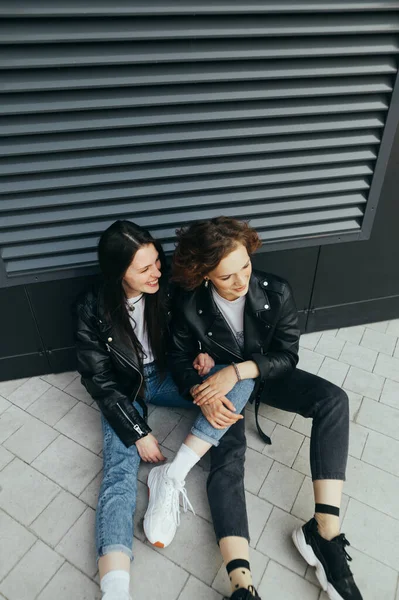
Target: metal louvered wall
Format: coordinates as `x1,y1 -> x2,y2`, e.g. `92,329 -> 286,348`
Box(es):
1,1 -> 399,287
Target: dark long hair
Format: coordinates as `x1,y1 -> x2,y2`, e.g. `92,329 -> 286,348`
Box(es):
98,220 -> 168,373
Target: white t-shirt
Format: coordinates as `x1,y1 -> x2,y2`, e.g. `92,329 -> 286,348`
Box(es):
126,294 -> 154,364
212,287 -> 246,352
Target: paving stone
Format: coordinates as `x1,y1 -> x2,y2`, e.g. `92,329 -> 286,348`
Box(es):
56,507 -> 97,578
342,546 -> 398,600
27,386 -> 78,427
262,425 -> 304,468
259,462 -> 304,512
314,332 -> 345,360
0,509 -> 36,581
362,430 -> 399,478
7,377 -> 51,410
342,499 -> 399,571
357,397 -> 399,441
130,539 -> 188,600
256,507 -> 307,576
148,406 -> 184,444
244,447 -> 273,495
79,472 -> 102,509
3,416 -> 59,463
0,395 -> 11,415
37,562 -> 100,600
163,416 -> 195,452
374,353 -> 399,383
40,371 -> 79,390
55,402 -> 102,454
394,339 -> 399,359
133,479 -> 150,542
183,464 -> 212,523
339,342 -> 378,372
348,422 -> 369,459
152,511 -> 223,585
0,445 -> 14,471
297,348 -> 324,375
292,437 -> 311,478
0,405 -> 30,444
386,319 -> 399,336
0,458 -> 59,525
299,332 -> 322,351
258,560 -> 319,600
245,411 -> 276,453
179,576 -> 222,600
345,456 -> 399,520
343,366 -> 384,401
0,540 -> 64,600
64,376 -> 94,404
290,414 -> 312,437
365,320 -> 389,333
32,435 -> 102,496
257,403 -> 295,427
31,490 -> 87,546
360,328 -> 397,356
345,390 -> 363,421
246,491 -> 273,548
212,547 -> 268,597
336,326 -> 365,345
0,377 -> 29,399
380,377 -> 399,410
318,357 -> 350,387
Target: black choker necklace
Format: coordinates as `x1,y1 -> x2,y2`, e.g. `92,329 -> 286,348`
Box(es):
127,294 -> 143,312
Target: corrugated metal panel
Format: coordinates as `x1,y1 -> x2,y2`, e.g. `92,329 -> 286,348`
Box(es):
0,0 -> 398,284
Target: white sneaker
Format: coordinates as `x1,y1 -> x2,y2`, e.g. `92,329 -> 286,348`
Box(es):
143,464 -> 194,548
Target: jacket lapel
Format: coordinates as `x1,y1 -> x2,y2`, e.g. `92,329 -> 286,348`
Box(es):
244,273 -> 273,356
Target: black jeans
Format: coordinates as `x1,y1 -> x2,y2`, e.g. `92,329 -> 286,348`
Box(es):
207,368 -> 349,543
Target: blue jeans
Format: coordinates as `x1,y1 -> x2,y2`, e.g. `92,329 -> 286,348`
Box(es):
96,364 -> 255,560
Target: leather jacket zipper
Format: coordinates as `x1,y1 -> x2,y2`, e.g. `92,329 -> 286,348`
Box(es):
116,402 -> 145,436
106,343 -> 143,406
207,336 -> 243,361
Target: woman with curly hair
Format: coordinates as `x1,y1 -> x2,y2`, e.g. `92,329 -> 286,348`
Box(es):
145,217 -> 362,600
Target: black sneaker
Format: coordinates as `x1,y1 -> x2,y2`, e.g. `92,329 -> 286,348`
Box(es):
225,586 -> 262,600
292,518 -> 363,600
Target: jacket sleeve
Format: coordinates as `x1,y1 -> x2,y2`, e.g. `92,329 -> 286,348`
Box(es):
251,282 -> 300,381
75,305 -> 151,447
169,303 -> 202,399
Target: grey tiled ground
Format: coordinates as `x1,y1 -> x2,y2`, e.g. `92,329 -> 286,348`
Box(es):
1,321 -> 399,599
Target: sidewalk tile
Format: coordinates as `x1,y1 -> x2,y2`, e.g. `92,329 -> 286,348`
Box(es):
0,458 -> 59,525
258,560 -> 319,600
37,562 -> 100,600
262,425 -> 304,468
180,576 -> 222,600
64,377 -> 94,404
55,402 -> 102,454
0,406 -> 30,444
339,343 -> 378,372
343,499 -> 399,571
0,540 -> 64,600
259,462 -> 304,512
257,403 -> 295,427
7,377 -> 51,410
244,447 -> 273,495
0,396 -> 11,415
27,386 -> 78,427
386,319 -> 399,336
32,435 -> 102,496
31,490 -> 86,546
148,407 -> 184,444
365,320 -> 389,333
357,397 -> 399,441
343,366 -> 384,400
246,491 -> 273,547
336,326 -> 365,345
257,507 -> 307,576
297,348 -> 324,375
318,357 -> 350,387
4,417 -> 58,463
80,472 -> 102,509
343,546 -> 398,600
380,378 -> 399,410
348,422 -> 369,459
0,446 -> 14,471
299,332 -> 322,351
40,371 -> 79,390
345,390 -> 362,421
314,333 -> 345,359
0,378 -> 29,399
360,328 -> 397,356
292,437 -> 311,478
361,431 -> 399,478
245,411 -> 276,453
56,507 -> 97,578
374,353 -> 399,383
0,509 -> 36,580
290,414 -> 312,437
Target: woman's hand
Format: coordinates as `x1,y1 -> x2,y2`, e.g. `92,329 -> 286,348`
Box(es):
200,399 -> 243,429
193,352 -> 215,377
191,365 -> 238,406
135,434 -> 166,463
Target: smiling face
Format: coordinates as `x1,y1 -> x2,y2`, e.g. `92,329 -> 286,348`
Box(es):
122,243 -> 161,298
206,243 -> 252,301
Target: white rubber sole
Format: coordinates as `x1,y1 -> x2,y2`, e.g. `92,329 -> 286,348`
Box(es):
292,527 -> 344,600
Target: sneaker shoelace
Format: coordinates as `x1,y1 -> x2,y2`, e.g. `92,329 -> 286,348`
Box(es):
331,533 -> 353,578
163,477 -> 195,526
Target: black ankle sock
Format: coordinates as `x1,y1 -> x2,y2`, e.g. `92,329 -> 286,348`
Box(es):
315,503 -> 340,517
226,559 -> 250,575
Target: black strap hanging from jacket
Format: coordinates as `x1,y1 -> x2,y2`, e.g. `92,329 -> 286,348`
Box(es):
254,394 -> 272,445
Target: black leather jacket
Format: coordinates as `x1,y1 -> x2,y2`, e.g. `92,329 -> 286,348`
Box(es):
170,270 -> 300,405
75,286 -> 153,447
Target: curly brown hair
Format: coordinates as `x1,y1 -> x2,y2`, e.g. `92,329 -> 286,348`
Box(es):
172,216 -> 262,290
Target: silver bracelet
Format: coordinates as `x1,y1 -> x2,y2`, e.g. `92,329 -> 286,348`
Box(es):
232,362 -> 241,382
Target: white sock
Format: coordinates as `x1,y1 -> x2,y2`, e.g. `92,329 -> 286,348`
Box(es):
167,443 -> 201,483
100,570 -> 130,599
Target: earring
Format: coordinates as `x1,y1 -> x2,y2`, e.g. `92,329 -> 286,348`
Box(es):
204,279 -> 209,288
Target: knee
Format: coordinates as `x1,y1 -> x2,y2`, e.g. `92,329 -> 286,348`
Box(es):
234,377 -> 255,397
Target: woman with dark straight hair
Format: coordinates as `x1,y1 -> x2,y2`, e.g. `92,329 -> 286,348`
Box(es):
164,216 -> 363,600
75,219 -> 255,600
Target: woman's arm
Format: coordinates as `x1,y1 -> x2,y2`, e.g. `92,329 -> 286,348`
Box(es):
75,304 -> 151,447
